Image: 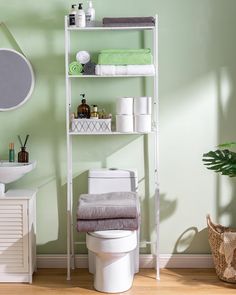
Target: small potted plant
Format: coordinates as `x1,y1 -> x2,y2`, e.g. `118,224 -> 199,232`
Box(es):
203,142 -> 236,283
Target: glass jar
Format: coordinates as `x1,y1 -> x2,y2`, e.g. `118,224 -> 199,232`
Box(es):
18,147 -> 29,163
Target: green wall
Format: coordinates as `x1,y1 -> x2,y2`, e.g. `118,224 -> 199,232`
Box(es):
0,0 -> 236,255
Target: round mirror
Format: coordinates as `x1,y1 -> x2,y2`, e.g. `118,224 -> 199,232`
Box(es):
0,48 -> 35,111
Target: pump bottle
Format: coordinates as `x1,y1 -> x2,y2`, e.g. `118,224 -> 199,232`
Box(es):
69,4 -> 77,27
86,0 -> 95,23
76,3 -> 86,27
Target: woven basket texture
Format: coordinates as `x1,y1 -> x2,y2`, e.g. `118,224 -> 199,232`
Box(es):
207,215 -> 236,283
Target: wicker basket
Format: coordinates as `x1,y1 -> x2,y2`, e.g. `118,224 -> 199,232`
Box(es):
207,215 -> 236,283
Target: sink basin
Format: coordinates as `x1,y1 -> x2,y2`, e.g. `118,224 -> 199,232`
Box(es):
0,161 -> 36,184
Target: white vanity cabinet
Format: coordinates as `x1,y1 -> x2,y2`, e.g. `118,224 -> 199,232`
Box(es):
0,189 -> 36,283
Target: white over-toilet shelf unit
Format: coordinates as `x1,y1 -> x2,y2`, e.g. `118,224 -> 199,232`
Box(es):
64,15 -> 159,280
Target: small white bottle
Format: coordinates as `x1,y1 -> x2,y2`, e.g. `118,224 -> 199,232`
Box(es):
86,0 -> 95,24
76,3 -> 86,28
69,4 -> 77,27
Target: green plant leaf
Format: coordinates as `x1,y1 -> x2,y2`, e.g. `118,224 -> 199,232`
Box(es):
202,149 -> 236,177
218,142 -> 236,148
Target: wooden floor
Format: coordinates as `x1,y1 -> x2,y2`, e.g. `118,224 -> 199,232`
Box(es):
1,269 -> 236,295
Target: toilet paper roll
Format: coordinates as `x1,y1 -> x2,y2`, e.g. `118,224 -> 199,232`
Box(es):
116,115 -> 134,132
116,97 -> 133,115
135,115 -> 152,133
134,97 -> 152,115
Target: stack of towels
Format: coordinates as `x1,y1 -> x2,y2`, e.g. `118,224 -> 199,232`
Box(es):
95,49 -> 155,76
77,191 -> 140,232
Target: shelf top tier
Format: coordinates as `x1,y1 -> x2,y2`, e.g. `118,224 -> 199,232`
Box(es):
65,16 -> 156,31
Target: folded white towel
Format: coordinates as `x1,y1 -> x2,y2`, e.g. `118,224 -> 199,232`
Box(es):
95,65 -> 155,76
127,65 -> 155,75
76,51 -> 90,64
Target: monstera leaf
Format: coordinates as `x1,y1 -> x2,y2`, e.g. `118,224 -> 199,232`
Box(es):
203,149 -> 236,177
218,142 -> 236,149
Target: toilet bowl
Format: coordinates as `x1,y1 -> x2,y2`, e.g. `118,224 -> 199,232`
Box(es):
86,230 -> 137,293
86,168 -> 139,293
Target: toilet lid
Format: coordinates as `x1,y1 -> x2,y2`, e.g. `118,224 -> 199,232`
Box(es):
89,230 -> 133,239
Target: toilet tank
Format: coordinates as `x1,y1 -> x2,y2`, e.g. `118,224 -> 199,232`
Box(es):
88,168 -> 138,194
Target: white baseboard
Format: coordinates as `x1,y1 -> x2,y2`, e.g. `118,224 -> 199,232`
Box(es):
36,254 -> 214,269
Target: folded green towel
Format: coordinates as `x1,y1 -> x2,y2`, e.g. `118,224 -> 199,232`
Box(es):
100,48 -> 151,54
69,61 -> 83,75
98,49 -> 153,65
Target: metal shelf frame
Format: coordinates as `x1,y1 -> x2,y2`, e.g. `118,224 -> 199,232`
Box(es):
64,15 -> 160,281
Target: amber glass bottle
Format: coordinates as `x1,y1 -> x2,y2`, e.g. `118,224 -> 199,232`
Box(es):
18,147 -> 29,163
77,94 -> 90,118
90,105 -> 99,119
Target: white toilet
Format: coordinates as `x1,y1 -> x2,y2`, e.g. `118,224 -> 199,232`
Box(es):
86,168 -> 139,293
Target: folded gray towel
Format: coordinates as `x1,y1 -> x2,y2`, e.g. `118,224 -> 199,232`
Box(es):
77,217 -> 139,232
77,191 -> 139,220
103,22 -> 155,27
103,17 -> 155,25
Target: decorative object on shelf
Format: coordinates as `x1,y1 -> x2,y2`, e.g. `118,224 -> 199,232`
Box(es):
98,108 -> 106,119
71,118 -> 111,133
69,61 -> 83,75
103,16 -> 155,27
77,93 -> 91,118
18,134 -> 30,163
90,105 -> 99,119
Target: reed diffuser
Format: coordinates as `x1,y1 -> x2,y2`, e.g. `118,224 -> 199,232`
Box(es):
18,135 -> 29,163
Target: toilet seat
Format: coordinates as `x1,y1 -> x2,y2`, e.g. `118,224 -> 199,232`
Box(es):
88,230 -> 133,239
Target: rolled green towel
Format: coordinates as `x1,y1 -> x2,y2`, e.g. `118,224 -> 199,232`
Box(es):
69,61 -> 83,75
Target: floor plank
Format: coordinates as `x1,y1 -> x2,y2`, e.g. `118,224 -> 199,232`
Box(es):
0,269 -> 236,295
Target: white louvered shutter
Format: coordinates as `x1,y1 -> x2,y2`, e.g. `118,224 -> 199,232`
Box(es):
0,200 -> 28,273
